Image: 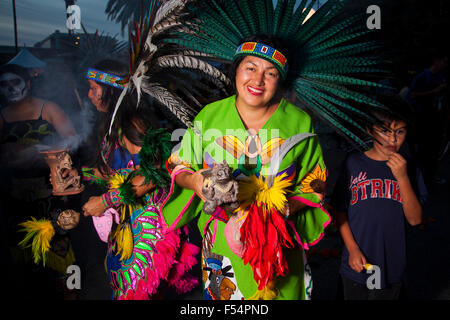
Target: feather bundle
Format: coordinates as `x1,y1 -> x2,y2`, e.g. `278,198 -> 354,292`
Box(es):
107,0 -> 231,134
113,206 -> 134,261
236,174 -> 294,296
158,0 -> 392,149
18,217 -> 55,265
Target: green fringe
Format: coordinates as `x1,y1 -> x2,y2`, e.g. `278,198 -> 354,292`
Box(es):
112,128 -> 173,206
118,176 -> 143,206
137,128 -> 172,189
90,179 -> 109,192
81,167 -> 109,192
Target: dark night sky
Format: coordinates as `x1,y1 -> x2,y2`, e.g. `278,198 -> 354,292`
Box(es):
0,0 -> 126,47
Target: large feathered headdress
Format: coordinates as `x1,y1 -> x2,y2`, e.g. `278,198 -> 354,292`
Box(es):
101,0 -> 231,133
157,0 -> 391,149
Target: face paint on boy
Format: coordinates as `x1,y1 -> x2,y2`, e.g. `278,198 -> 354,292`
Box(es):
371,122 -> 407,156
0,73 -> 29,103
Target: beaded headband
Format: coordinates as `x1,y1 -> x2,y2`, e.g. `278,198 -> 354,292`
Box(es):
86,68 -> 126,89
234,42 -> 288,79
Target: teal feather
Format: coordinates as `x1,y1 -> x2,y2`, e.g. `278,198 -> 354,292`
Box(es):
239,0 -> 258,34
299,80 -> 387,108
303,57 -> 383,70
309,28 -> 371,54
296,79 -> 372,120
309,42 -> 380,60
154,0 -> 392,149
304,73 -> 385,88
295,0 -> 344,43
296,82 -> 367,128
272,0 -> 286,34
295,86 -> 368,149
180,18 -> 237,51
285,0 -> 310,36
307,15 -> 361,48
287,0 -> 318,38
209,0 -> 244,40
298,84 -> 370,134
255,0 -> 268,33
226,0 -> 251,36
300,66 -> 387,76
264,0 -> 275,34
278,0 -> 297,36
189,6 -> 241,44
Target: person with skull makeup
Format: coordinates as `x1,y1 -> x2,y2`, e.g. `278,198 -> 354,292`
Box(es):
0,64 -> 76,168
0,63 -> 76,298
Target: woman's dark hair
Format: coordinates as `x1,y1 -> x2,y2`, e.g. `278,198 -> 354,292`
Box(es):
229,34 -> 292,95
96,91 -> 160,175
0,64 -> 31,83
89,59 -> 128,174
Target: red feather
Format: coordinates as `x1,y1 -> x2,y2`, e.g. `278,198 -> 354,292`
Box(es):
239,203 -> 295,291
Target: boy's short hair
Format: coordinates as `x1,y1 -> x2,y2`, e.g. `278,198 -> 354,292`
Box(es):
369,94 -> 413,128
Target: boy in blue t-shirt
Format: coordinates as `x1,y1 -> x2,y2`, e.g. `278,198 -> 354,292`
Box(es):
331,94 -> 427,300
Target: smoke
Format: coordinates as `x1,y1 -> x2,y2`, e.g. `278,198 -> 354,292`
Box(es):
59,98 -> 97,151
29,97 -> 97,154
28,60 -> 99,155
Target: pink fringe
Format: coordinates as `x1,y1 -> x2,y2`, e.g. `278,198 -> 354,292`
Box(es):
167,241 -> 201,294
118,227 -> 200,300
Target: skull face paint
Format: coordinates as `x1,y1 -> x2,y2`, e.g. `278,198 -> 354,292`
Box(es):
0,72 -> 29,103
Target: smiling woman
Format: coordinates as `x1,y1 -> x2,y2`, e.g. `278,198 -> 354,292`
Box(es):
157,0 -> 390,301
162,32 -> 329,300
231,35 -> 289,132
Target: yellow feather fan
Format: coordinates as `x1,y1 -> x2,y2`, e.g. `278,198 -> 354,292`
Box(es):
18,217 -> 55,265
107,172 -> 134,261
109,172 -> 126,189
112,204 -> 134,261
237,173 -> 292,215
249,285 -> 280,300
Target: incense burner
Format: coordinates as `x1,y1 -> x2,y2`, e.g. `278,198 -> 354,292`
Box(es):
40,149 -> 84,195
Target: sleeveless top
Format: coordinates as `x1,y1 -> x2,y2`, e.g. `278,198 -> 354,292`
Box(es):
0,101 -> 58,180
0,101 -> 58,147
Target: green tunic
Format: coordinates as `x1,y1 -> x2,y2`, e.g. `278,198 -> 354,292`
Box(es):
161,95 -> 330,300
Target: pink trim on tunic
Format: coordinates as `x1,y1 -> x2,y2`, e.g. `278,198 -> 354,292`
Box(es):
287,195 -> 332,250
160,168 -> 196,232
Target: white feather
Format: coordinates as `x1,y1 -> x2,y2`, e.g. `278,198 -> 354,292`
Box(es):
108,84 -> 128,135
153,0 -> 187,26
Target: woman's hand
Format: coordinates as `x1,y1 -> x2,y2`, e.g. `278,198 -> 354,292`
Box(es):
82,196 -> 106,217
386,152 -> 408,181
189,169 -> 208,202
175,169 -> 208,202
348,246 -> 367,273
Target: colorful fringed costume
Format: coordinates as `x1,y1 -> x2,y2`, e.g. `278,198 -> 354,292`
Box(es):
163,96 -> 329,299
77,0 -> 234,299
156,0 -> 392,300
85,129 -> 200,300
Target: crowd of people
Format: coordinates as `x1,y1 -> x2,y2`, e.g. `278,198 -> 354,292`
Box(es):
0,0 -> 448,301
